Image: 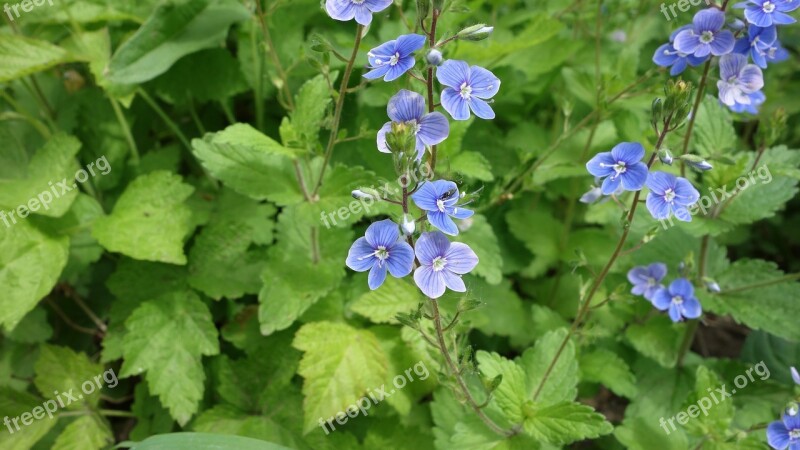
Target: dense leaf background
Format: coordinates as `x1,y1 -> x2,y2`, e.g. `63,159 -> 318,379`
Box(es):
1,0 -> 799,449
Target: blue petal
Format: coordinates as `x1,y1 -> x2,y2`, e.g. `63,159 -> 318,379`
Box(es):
710,30 -> 736,55
627,266 -> 650,285
791,366 -> 800,385
376,122 -> 392,153
441,270 -> 466,292
652,288 -> 672,310
669,57 -> 688,76
469,97 -> 495,120
368,263 -> 387,289
646,171 -> 676,195
771,10 -> 797,24
365,219 -> 400,248
364,0 -> 392,12
418,112 -> 449,146
367,40 -> 399,67
745,7 -> 773,27
449,206 -> 473,220
785,413 -> 800,431
386,240 -> 414,277
674,30 -> 701,55
326,0 -> 356,21
387,89 -> 425,122
363,64 -> 391,80
667,303 -> 683,322
670,278 -> 695,299
648,263 -> 668,281
611,142 -> 645,164
673,177 -> 700,206
384,56 -> 416,82
586,151 -> 616,177
410,182 -> 439,211
428,210 -> 459,235
653,44 -> 678,67
395,34 -> 427,57
674,205 -> 693,222
441,88 -> 470,120
767,421 -> 790,450
681,297 -> 702,319
694,8 -> 726,32
444,242 -> 478,274
436,60 -> 470,88
414,231 -> 450,265
346,237 -> 375,272
430,179 -> 457,198
468,66 -> 500,99
646,192 -> 671,220
354,5 -> 373,25
414,265 -> 446,298
600,176 -> 622,195
621,162 -> 648,191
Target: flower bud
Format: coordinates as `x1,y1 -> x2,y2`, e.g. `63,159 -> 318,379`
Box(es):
681,154 -> 713,171
651,98 -> 663,127
352,189 -> 376,201
703,278 -> 721,293
658,147 -> 674,165
729,18 -> 746,30
401,214 -> 415,235
786,401 -> 800,416
457,24 -> 493,41
426,48 -> 443,66
385,121 -> 417,157
579,186 -> 603,204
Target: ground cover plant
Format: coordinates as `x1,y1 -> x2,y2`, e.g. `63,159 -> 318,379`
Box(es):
1,0 -> 800,449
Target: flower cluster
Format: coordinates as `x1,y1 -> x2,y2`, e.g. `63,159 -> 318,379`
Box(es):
653,4 -> 797,114
627,263 -> 703,322
585,142 -> 701,222
329,0 -> 499,298
767,366 -> 800,449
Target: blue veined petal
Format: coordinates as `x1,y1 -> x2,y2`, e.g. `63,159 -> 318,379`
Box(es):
449,206 -> 473,220
441,88 -> 470,120
346,237 -> 376,272
468,66 -> 500,99
670,57 -> 689,76
670,278 -> 695,299
444,242 -> 478,274
469,97 -> 495,120
414,231 -> 450,265
681,297 -> 702,319
417,112 -> 450,146
326,0 -> 356,21
436,60 -> 470,88
751,48 -> 768,68
753,24 -> 778,44
376,122 -> 392,153
646,192 -> 671,220
600,176 -> 622,195
673,177 -> 700,205
653,44 -> 678,67
354,5 -> 373,25
621,162 -> 648,191
611,142 -> 645,164
365,219 -> 400,248
777,0 -> 800,11
441,270 -> 466,292
384,56 -> 416,81
732,37 -> 750,55
368,263 -> 387,289
646,171 -> 675,195
410,182 -> 439,211
652,288 -> 672,310
363,64 -> 392,80
771,10 -> 797,24
719,53 -> 746,81
414,265 -> 446,298
674,30 -> 701,55
709,30 -> 735,55
785,413 -> 800,431
627,266 -> 650,285
364,0 -> 392,12
395,34 -> 427,57
767,421 -> 790,450
674,205 -> 694,222
631,284 -> 647,296
367,40 -> 399,67
387,89 -> 425,122
744,6 -> 773,27
428,210 -> 459,235
739,64 -> 764,91
386,241 -> 414,277
693,8 -> 726,32
668,303 -> 683,322
430,179 -> 458,198
586,151 -> 616,177
649,263 -> 668,281
717,80 -> 738,106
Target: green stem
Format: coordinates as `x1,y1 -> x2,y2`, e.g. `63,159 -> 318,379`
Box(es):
717,272 -> 800,295
138,89 -> 191,151
679,59 -> 711,177
677,320 -> 698,367
256,0 -> 295,110
311,25 -> 364,197
109,97 -> 140,164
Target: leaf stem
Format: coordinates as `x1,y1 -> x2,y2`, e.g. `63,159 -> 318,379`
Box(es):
426,9 -> 440,173
109,97 -> 140,164
311,25 -> 364,198
716,272 -> 800,295
679,59 -> 711,177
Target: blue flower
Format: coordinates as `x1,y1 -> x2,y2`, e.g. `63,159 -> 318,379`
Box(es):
652,278 -> 702,322
436,60 -> 500,120
377,90 -> 449,159
653,25 -> 709,75
645,171 -> 700,222
579,177 -> 624,204
585,142 -> 649,195
364,34 -> 427,81
627,263 -> 668,301
733,25 -> 779,68
674,9 -> 736,57
728,90 -> 766,114
717,54 -> 764,107
346,219 -> 414,290
410,180 -> 473,236
767,412 -> 800,450
792,367 -> 800,385
325,0 -> 392,25
735,0 -> 800,27
413,231 -> 478,298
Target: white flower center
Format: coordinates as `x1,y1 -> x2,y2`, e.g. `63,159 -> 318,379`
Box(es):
664,188 -> 676,203
436,199 -> 446,212
671,295 -> 683,305
432,256 -> 447,271
763,1 -> 776,13
459,82 -> 472,99
351,0 -> 366,4
647,277 -> 656,287
700,31 -> 715,44
375,246 -> 389,261
389,52 -> 400,66
790,429 -> 800,439
612,161 -> 627,176
405,119 -> 421,134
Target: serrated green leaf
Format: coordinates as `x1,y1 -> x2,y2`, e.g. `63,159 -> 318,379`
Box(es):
0,387 -> 56,449
691,96 -> 735,156
579,348 -> 637,398
522,401 -> 613,445
520,328 -> 578,405
625,315 -> 687,368
34,345 -> 104,409
293,321 -> 388,432
350,277 -> 421,324
451,151 -> 494,181
52,415 -> 113,450
93,171 -> 195,264
120,290 -> 219,425
287,74 -> 331,150
0,34 -> 71,82
453,215 -> 503,284
152,48 -> 249,103
106,0 -> 250,84
476,351 -> 527,424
